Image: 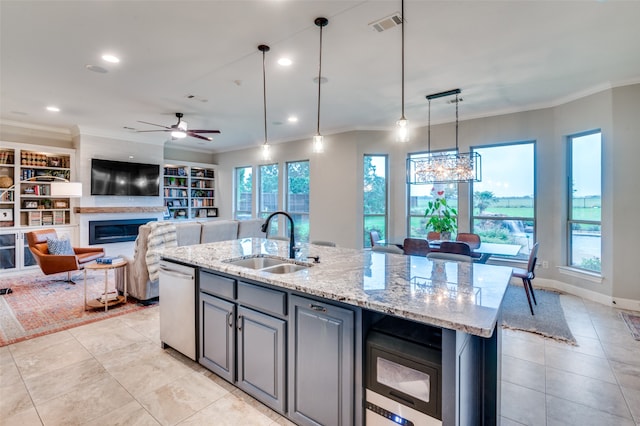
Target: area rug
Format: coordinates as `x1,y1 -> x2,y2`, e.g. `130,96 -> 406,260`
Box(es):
501,284 -> 577,345
620,311 -> 640,341
0,271 -> 152,347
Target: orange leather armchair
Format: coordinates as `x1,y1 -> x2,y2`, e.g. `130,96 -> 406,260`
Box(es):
26,229 -> 104,279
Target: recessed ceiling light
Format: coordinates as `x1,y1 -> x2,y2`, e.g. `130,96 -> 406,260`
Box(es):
278,57 -> 292,66
102,54 -> 120,63
46,106 -> 60,112
86,64 -> 108,73
288,116 -> 298,123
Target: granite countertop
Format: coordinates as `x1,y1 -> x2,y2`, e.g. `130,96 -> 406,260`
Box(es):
161,238 -> 514,338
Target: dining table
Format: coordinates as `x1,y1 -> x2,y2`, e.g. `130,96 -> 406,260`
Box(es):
378,238 -> 522,263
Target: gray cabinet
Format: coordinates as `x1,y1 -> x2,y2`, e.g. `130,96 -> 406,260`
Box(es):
237,306 -> 286,413
199,292 -> 236,382
288,294 -> 355,426
199,270 -> 287,414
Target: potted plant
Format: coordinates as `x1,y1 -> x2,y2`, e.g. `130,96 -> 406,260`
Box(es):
424,198 -> 457,240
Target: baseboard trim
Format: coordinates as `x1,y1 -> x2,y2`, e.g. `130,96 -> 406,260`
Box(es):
534,277 -> 640,313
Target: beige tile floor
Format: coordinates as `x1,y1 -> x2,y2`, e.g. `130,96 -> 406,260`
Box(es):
1,293 -> 639,426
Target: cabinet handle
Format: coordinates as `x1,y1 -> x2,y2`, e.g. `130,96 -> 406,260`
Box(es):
309,304 -> 326,313
227,312 -> 233,328
237,314 -> 243,331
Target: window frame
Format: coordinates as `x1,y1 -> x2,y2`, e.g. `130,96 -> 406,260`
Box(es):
470,141 -> 536,260
234,165 -> 253,220
258,163 -> 279,220
363,154 -> 388,248
567,129 -> 602,272
406,149 -> 459,238
285,160 -> 310,242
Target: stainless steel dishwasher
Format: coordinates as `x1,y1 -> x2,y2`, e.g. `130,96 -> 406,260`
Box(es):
159,260 -> 196,360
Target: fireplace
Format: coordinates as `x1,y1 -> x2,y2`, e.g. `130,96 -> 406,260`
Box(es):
89,218 -> 156,245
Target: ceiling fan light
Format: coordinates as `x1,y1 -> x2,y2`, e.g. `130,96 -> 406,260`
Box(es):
171,130 -> 187,138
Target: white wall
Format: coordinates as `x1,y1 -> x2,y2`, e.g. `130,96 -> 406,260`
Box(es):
73,134 -> 165,257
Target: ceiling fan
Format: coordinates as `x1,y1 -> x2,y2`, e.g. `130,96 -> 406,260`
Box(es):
137,112 -> 221,141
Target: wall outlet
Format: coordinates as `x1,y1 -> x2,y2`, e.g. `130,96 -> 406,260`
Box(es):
542,260 -> 549,269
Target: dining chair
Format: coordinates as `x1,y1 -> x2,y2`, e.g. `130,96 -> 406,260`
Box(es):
512,242 -> 540,315
369,230 -> 381,247
438,241 -> 472,256
427,252 -> 473,262
426,231 -> 441,241
403,238 -> 430,257
372,245 -> 404,254
456,232 -> 481,250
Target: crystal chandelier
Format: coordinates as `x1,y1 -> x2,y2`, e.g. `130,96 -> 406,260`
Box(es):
407,88 -> 481,184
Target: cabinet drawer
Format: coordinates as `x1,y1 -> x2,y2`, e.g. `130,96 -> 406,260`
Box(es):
200,270 -> 236,300
237,281 -> 286,317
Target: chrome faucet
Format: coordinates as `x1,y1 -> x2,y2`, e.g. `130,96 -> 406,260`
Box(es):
261,211 -> 297,259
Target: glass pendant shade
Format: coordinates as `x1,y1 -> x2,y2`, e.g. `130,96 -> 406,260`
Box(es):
407,151 -> 481,184
396,118 -> 409,142
262,143 -> 271,161
312,134 -> 324,153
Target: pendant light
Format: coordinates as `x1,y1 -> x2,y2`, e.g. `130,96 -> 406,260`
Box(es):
258,44 -> 271,161
396,0 -> 409,143
407,88 -> 482,183
313,17 -> 328,153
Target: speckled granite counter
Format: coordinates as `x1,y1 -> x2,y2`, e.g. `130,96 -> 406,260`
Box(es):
161,237 -> 513,338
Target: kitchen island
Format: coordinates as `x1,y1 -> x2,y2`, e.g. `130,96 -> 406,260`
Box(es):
160,238 -> 514,426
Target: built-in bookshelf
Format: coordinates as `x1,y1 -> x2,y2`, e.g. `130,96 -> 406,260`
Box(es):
163,162 -> 217,220
0,145 -> 74,228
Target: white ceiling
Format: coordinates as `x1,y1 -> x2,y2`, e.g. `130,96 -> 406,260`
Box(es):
1,0 -> 639,153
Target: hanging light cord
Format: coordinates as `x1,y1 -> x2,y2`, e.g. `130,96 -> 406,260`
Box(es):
427,98 -> 431,154
316,23 -> 324,135
262,49 -> 268,145
455,93 -> 459,152
401,0 -> 405,120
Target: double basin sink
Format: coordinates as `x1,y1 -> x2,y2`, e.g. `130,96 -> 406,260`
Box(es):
223,255 -> 311,274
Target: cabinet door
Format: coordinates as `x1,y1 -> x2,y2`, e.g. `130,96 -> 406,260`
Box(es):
288,295 -> 354,426
237,306 -> 286,414
199,292 -> 236,382
0,232 -> 17,271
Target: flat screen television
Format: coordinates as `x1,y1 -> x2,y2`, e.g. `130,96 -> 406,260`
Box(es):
91,158 -> 160,196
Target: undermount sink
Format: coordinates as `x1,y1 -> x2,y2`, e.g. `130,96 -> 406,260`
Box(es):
260,263 -> 308,274
224,256 -> 284,270
223,255 -> 311,274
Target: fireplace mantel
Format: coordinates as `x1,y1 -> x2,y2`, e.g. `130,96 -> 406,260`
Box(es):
74,207 -> 166,214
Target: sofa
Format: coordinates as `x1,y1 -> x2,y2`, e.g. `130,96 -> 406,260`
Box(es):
115,218 -> 265,302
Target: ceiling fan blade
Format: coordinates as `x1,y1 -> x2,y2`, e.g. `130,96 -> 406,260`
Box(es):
188,130 -> 221,134
188,133 -> 213,141
137,120 -> 171,129
136,129 -> 171,133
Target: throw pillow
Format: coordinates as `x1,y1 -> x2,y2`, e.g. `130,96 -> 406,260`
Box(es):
47,237 -> 75,255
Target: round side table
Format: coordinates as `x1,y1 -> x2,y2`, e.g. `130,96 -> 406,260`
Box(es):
83,260 -> 128,312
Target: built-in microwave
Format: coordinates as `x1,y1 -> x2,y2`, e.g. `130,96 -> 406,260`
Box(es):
366,317 -> 442,426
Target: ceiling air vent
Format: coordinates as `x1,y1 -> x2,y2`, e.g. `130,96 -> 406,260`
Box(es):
369,12 -> 402,32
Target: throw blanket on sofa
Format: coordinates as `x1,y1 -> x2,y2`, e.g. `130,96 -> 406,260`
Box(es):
145,222 -> 178,282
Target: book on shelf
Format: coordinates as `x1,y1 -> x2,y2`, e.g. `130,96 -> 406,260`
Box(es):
96,256 -> 124,265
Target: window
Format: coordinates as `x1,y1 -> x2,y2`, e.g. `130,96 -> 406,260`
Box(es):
363,155 -> 388,248
407,151 -> 458,238
472,142 -> 535,260
568,131 -> 601,272
259,164 -> 279,219
286,161 -> 309,242
234,166 -> 252,220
